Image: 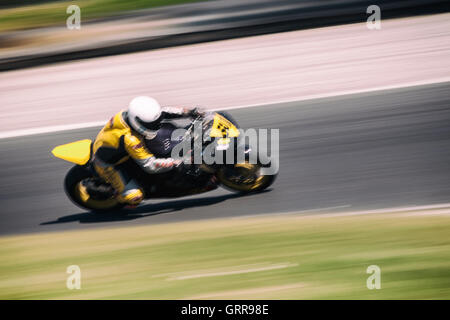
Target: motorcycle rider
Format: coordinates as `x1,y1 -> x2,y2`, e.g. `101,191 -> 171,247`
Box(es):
92,96 -> 204,207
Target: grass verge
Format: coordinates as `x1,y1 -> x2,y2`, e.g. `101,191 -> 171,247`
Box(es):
0,209 -> 449,299
0,0 -> 206,32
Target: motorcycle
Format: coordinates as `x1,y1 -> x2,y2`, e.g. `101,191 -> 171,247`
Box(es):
51,111 -> 277,212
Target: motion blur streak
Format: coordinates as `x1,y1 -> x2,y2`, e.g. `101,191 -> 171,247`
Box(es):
0,14 -> 449,132
0,82 -> 449,235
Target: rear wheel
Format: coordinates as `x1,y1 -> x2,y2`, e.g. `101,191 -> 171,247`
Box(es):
64,165 -> 124,212
217,161 -> 276,193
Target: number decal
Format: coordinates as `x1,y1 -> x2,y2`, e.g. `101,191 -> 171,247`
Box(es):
210,114 -> 240,138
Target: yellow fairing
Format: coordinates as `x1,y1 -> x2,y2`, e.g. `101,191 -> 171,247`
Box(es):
52,139 -> 92,165
210,114 -> 240,138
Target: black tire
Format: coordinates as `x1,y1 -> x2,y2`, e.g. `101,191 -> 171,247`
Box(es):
64,165 -> 124,212
217,162 -> 277,194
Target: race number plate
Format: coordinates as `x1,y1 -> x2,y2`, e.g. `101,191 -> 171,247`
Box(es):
210,114 -> 240,138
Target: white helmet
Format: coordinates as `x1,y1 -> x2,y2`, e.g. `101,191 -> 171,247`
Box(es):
128,96 -> 162,139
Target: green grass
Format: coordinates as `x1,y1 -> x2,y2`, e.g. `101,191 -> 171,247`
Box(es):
0,210 -> 449,299
0,0 -> 206,32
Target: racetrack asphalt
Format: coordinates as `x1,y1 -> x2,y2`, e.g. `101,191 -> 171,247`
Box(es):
0,82 -> 449,236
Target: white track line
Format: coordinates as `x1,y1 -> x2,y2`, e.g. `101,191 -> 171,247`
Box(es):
1,78 -> 449,140
0,121 -> 105,140
167,263 -> 299,281
404,209 -> 450,216
230,205 -> 352,219
221,78 -> 450,111
316,203 -> 450,218
251,203 -> 450,220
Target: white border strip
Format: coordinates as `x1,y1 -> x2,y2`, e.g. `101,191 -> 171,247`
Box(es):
314,203 -> 450,218
222,77 -> 450,111
1,77 -> 449,140
0,121 -> 106,140
251,203 -> 450,220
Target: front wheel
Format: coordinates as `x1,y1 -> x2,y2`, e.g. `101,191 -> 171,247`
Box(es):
217,161 -> 277,193
64,165 -> 124,212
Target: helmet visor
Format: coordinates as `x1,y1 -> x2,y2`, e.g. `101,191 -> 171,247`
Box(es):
135,116 -> 162,131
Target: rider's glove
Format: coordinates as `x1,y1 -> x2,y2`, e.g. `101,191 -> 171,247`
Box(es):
188,107 -> 206,118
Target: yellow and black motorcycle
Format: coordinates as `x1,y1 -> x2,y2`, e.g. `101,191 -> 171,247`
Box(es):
52,111 -> 277,212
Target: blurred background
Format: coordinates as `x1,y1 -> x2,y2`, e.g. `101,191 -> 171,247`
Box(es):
1,0 -> 448,70
0,0 -> 450,299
